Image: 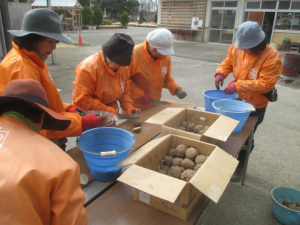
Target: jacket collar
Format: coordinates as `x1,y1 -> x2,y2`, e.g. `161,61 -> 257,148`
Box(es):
12,42 -> 45,69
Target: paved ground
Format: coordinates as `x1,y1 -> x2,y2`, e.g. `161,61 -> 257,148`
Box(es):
46,27 -> 300,225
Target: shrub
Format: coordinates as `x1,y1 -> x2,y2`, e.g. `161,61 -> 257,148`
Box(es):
120,12 -> 129,26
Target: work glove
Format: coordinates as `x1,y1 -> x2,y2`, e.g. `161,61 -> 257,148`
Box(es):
104,106 -> 117,116
127,107 -> 141,114
82,113 -> 107,131
215,74 -> 225,90
175,88 -> 187,99
66,107 -> 87,117
141,94 -> 152,104
224,82 -> 237,94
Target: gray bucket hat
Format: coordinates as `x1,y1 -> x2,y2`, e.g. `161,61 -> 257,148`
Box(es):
8,8 -> 73,44
236,21 -> 265,49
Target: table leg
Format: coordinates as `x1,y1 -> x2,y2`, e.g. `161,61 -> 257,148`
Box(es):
241,128 -> 254,185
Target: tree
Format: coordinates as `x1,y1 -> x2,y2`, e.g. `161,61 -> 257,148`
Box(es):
100,0 -> 139,21
120,12 -> 129,26
138,0 -> 157,23
79,0 -> 90,7
93,6 -> 103,27
82,6 -> 92,27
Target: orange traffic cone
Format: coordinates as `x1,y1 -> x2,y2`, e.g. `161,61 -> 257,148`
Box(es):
78,33 -> 83,46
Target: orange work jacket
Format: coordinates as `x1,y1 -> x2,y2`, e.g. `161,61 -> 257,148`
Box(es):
0,42 -> 82,139
129,41 -> 181,110
73,51 -> 134,113
0,117 -> 88,225
215,44 -> 282,108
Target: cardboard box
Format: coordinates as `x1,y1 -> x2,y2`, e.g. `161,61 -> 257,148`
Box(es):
159,108 -> 238,144
117,134 -> 238,221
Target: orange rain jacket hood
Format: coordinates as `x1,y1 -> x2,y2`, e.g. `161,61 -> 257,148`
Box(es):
73,51 -> 134,113
129,41 -> 181,110
215,44 -> 282,108
0,42 -> 82,139
0,117 -> 87,225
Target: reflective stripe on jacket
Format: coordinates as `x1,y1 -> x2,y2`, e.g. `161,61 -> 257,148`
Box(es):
73,51 -> 134,112
0,117 -> 88,225
215,44 -> 282,108
129,41 -> 180,110
0,42 -> 82,139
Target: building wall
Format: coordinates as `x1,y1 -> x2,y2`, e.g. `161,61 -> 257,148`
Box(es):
0,1 -> 31,56
158,0 -> 207,42
272,32 -> 300,44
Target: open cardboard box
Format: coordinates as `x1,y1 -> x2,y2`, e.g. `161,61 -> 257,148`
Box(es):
117,134 -> 238,221
156,108 -> 239,144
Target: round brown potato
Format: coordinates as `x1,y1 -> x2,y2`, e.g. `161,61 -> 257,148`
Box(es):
187,123 -> 195,132
185,147 -> 198,160
194,124 -> 203,133
180,120 -> 188,128
134,119 -> 142,127
194,163 -> 203,171
169,166 -> 182,179
158,164 -> 170,174
181,169 -> 196,182
163,155 -> 172,166
178,125 -> 186,131
195,155 -> 207,164
133,127 -> 141,133
181,158 -> 195,169
168,148 -> 177,157
172,157 -> 183,166
175,144 -> 187,158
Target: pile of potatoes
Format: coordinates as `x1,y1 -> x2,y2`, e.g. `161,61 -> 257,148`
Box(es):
157,144 -> 208,182
278,198 -> 300,211
178,117 -> 210,135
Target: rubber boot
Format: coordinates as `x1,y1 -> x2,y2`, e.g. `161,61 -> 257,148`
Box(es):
231,151 -> 247,182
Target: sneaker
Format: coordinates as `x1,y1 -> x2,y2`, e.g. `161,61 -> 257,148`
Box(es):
230,151 -> 246,182
230,162 -> 244,182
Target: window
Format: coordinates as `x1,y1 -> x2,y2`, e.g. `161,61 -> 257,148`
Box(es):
246,1 -> 261,9
278,1 -> 291,9
291,1 -> 300,9
275,12 -> 300,30
292,13 -> 300,30
210,10 -> 223,29
261,1 -> 277,9
212,2 -> 224,7
225,1 -> 238,7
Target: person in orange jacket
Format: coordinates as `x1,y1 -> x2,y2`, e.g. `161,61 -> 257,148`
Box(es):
0,79 -> 88,225
129,28 -> 187,111
72,33 -> 140,116
0,8 -> 106,150
214,21 -> 282,181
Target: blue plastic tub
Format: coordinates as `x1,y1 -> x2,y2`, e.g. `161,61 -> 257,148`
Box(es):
76,127 -> 135,181
212,99 -> 255,133
271,187 -> 300,225
203,90 -> 238,112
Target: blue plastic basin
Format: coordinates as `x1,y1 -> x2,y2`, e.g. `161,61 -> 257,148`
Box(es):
212,99 -> 255,133
271,187 -> 300,225
76,127 -> 135,181
203,90 -> 238,112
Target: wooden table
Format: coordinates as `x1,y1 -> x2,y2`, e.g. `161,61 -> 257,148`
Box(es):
67,101 -> 258,224
84,116 -> 258,225
67,100 -> 197,206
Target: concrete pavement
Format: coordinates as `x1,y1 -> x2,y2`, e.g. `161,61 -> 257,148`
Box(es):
46,27 -> 300,225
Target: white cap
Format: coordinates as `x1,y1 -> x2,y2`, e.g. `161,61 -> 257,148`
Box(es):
146,28 -> 174,55
236,21 -> 265,49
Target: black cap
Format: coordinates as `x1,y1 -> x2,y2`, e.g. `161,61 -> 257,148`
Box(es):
102,33 -> 134,66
